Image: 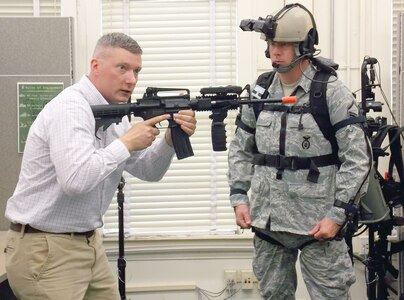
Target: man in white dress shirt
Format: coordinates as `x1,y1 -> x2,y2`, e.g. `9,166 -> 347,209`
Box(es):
4,32 -> 196,300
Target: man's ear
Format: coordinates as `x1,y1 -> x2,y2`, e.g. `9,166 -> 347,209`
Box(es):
90,57 -> 100,73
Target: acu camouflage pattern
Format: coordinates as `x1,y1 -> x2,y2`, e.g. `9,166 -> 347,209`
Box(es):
228,65 -> 371,234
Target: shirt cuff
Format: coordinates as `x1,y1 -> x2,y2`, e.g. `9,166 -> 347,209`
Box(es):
325,206 -> 346,225
230,194 -> 249,207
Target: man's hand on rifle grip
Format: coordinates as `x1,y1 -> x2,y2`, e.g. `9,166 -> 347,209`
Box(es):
119,114 -> 171,152
165,110 -> 197,147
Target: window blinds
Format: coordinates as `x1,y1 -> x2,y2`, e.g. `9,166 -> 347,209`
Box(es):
101,0 -> 239,237
0,0 -> 60,16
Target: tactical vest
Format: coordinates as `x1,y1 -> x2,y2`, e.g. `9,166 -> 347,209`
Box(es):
235,69 -> 366,183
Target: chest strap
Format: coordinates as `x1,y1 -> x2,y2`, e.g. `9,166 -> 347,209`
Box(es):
252,153 -> 340,183
262,104 -> 310,114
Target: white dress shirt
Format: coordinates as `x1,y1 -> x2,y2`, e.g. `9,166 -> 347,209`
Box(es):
6,75 -> 175,232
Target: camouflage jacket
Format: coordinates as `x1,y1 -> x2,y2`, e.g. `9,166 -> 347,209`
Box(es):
227,65 -> 371,235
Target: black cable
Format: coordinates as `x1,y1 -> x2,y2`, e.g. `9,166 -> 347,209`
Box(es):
352,224 -> 368,237
298,53 -> 339,84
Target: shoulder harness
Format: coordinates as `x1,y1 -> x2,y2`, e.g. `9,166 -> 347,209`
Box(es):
234,68 -> 366,185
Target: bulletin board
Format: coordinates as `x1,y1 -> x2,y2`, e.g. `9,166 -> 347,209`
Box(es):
17,82 -> 64,153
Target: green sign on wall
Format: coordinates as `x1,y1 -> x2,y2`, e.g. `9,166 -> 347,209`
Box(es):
17,82 -> 64,153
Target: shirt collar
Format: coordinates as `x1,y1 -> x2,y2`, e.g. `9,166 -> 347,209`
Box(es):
79,75 -> 110,106
269,63 -> 317,96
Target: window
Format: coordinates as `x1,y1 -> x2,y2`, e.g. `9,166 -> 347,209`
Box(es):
101,0 -> 239,237
0,0 -> 60,17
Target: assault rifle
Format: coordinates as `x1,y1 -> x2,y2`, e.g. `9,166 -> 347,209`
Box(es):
91,85 -> 296,160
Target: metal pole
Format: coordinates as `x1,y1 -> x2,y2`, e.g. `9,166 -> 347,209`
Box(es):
117,177 -> 127,300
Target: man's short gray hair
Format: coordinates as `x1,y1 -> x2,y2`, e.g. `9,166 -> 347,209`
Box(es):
94,32 -> 143,56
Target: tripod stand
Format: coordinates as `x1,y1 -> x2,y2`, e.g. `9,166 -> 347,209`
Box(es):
117,176 -> 127,300
357,119 -> 404,300
365,218 -> 404,299
352,56 -> 404,300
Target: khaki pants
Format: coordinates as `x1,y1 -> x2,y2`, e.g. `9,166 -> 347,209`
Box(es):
5,229 -> 120,300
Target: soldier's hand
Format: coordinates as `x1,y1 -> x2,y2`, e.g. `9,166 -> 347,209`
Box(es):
234,204 -> 252,229
120,114 -> 171,152
308,218 -> 341,241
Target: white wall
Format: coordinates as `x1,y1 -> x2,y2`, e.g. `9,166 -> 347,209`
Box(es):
103,237 -> 313,299
61,0 -> 393,299
61,0 -> 101,81
237,0 -> 392,104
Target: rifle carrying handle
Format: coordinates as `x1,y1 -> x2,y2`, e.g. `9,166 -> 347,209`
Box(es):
211,122 -> 227,151
169,121 -> 194,160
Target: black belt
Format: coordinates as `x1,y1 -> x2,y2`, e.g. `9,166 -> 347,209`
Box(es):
252,227 -> 317,250
252,153 -> 340,170
10,223 -> 95,238
252,153 -> 340,183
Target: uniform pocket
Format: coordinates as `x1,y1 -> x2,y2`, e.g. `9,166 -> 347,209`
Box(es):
287,181 -> 328,199
255,112 -> 276,153
256,116 -> 272,128
287,181 -> 329,214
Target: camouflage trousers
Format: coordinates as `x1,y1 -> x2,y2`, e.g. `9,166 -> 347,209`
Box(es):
253,231 -> 355,300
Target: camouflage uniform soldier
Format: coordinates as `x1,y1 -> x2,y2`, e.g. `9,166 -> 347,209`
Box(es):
228,3 -> 372,300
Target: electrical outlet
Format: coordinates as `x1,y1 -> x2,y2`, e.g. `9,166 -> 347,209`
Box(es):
224,270 -> 237,294
241,270 -> 254,290
224,270 -> 237,283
